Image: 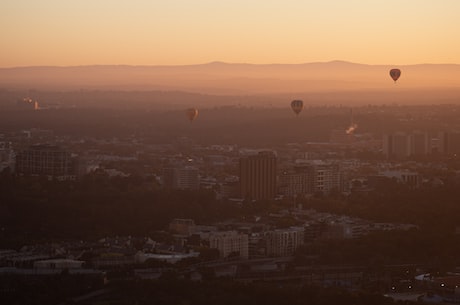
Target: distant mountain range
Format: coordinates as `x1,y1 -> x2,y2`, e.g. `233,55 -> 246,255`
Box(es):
1,61 -> 460,95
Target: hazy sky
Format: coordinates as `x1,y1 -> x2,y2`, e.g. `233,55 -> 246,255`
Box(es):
2,0 -> 460,67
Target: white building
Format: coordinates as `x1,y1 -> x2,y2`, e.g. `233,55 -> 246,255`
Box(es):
208,231 -> 248,259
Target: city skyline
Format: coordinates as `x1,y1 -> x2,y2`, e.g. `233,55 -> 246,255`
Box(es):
2,0 -> 460,67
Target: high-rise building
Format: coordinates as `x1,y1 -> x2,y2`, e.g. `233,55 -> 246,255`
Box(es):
239,151 -> 277,200
313,163 -> 342,194
383,132 -> 430,158
278,166 -> 314,197
162,166 -> 199,190
410,132 -> 429,155
279,162 -> 343,197
439,131 -> 460,155
265,227 -> 304,257
15,144 -> 76,179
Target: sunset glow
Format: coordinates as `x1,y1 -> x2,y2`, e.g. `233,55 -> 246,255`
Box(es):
2,0 -> 460,67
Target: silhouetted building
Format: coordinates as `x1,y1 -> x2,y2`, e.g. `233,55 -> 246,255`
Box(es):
439,131 -> 460,155
384,131 -> 431,158
239,151 -> 277,200
410,132 -> 430,155
162,166 -> 199,190
385,132 -> 410,158
15,144 -> 76,180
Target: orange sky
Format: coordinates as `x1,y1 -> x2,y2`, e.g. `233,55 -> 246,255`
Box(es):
2,0 -> 460,67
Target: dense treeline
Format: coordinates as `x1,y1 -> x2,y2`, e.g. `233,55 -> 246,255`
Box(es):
296,229 -> 460,270
298,179 -> 460,268
106,279 -> 395,305
1,104 -> 460,145
305,179 -> 460,232
0,170 -> 242,247
1,276 -> 398,305
3,169 -> 460,248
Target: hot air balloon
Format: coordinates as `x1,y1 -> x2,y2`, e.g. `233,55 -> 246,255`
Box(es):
389,68 -> 401,83
291,100 -> 303,115
186,108 -> 198,122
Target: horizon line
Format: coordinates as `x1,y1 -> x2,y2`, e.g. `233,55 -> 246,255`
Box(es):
2,60 -> 460,69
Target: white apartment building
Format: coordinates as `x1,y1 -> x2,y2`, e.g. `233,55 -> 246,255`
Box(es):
208,231 -> 249,259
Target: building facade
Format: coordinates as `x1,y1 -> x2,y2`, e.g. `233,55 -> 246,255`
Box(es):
265,227 -> 304,257
208,231 -> 249,259
383,132 -> 430,158
15,144 -> 76,179
162,166 -> 199,190
239,151 -> 277,200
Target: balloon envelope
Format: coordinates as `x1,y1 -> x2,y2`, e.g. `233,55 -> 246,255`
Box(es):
291,100 -> 304,115
389,69 -> 401,82
186,108 -> 198,122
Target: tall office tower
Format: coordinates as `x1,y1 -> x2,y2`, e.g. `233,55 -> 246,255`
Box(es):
15,144 -> 76,179
383,132 -> 410,158
239,151 -> 277,200
439,131 -> 460,155
384,132 -> 431,158
410,132 -> 429,155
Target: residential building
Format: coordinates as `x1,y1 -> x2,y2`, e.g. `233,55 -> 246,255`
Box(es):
265,227 -> 304,257
208,231 -> 249,259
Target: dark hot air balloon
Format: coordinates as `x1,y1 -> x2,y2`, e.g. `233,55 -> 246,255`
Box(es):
389,68 -> 401,83
291,100 -> 303,115
186,108 -> 198,122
